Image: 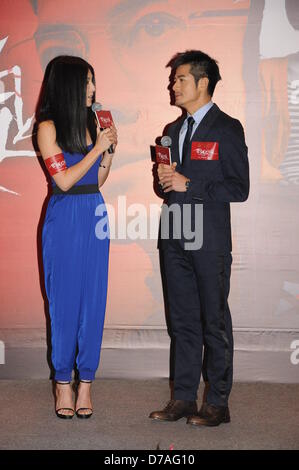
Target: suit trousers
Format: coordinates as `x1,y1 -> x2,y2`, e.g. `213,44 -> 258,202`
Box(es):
163,242 -> 233,406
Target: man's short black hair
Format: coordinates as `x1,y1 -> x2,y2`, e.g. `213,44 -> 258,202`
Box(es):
167,50 -> 221,97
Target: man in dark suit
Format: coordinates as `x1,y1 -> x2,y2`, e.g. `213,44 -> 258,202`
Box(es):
150,50 -> 249,426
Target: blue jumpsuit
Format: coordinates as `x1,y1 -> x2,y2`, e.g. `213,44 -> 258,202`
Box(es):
42,145 -> 109,382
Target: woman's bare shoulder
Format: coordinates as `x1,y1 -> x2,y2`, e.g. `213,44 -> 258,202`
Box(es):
38,120 -> 56,133
37,120 -> 61,157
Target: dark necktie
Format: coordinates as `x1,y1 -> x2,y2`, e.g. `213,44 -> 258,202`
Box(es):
182,116 -> 195,165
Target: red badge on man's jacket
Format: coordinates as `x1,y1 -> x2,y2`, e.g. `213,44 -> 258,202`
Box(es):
191,142 -> 219,160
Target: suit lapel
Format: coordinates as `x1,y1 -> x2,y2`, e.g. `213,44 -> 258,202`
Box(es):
170,104 -> 221,167
191,103 -> 221,143
171,116 -> 185,168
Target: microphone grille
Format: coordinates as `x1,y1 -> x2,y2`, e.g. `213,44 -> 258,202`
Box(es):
91,102 -> 102,112
161,135 -> 172,147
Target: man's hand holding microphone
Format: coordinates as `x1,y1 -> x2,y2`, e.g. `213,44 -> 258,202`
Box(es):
158,162 -> 190,192
156,136 -> 190,192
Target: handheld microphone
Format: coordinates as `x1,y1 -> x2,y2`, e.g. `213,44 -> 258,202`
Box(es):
92,102 -> 114,154
91,102 -> 102,113
160,136 -> 172,148
155,135 -> 172,165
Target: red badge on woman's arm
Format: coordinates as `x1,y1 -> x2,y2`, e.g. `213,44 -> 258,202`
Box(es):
45,153 -> 67,175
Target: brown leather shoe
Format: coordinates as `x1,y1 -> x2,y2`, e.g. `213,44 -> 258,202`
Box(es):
149,400 -> 197,422
187,403 -> 230,427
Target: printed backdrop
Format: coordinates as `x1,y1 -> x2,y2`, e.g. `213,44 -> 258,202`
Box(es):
0,1 -> 299,358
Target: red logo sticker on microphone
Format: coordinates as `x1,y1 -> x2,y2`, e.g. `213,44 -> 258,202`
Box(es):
191,142 -> 219,160
95,110 -> 114,128
155,145 -> 171,165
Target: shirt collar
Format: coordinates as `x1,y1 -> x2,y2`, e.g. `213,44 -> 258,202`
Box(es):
187,100 -> 213,125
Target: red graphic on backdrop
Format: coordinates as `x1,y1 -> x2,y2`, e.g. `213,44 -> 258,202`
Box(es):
155,145 -> 171,165
0,37 -> 36,194
95,110 -> 114,129
191,142 -> 219,160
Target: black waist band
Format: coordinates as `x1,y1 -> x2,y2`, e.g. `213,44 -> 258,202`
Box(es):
52,184 -> 99,195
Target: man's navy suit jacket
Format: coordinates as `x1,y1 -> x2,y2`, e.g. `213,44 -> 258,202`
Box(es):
158,103 -> 250,253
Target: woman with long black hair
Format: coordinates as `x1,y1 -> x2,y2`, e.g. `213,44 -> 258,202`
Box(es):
37,55 -> 117,419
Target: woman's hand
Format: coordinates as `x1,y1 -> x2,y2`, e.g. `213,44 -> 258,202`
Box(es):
109,123 -> 118,153
95,124 -> 118,154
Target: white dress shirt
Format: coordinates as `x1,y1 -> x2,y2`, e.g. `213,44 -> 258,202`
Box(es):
179,101 -> 214,163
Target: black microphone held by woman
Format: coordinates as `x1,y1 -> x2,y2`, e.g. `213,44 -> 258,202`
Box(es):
92,102 -> 114,154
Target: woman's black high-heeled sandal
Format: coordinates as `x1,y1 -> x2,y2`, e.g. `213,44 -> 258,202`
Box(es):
55,381 -> 75,420
76,380 -> 93,419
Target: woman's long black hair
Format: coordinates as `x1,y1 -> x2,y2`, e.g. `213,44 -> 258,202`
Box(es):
36,55 -> 97,154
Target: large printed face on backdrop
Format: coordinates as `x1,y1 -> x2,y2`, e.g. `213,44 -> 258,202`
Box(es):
1,0 -> 250,169
1,1 -> 299,330
0,0 -> 251,326
1,0 -> 299,333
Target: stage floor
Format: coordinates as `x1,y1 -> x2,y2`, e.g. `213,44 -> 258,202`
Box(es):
0,379 -> 298,450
